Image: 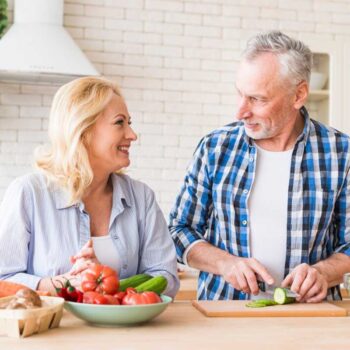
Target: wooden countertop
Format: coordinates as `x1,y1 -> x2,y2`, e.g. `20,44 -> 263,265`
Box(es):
1,301 -> 350,349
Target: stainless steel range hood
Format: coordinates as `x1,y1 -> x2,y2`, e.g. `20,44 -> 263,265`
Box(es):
0,0 -> 99,84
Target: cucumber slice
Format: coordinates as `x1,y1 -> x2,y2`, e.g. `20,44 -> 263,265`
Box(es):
273,288 -> 296,305
246,299 -> 278,308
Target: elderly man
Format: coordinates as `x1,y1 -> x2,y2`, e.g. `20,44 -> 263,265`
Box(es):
169,30 -> 350,302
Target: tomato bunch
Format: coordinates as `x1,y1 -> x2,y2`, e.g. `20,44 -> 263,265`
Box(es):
56,264 -> 162,306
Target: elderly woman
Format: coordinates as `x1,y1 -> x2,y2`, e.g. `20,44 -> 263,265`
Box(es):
0,77 -> 179,297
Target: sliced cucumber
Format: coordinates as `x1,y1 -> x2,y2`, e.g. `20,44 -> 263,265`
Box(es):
273,287 -> 296,305
246,299 -> 278,308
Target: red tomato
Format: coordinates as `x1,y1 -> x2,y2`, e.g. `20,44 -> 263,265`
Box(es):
81,264 -> 119,295
122,289 -> 162,305
83,291 -> 108,305
114,291 -> 126,303
104,295 -> 120,305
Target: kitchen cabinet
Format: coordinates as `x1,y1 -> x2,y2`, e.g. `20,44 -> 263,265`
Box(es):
304,39 -> 344,131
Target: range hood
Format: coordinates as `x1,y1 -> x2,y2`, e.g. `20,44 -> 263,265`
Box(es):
0,0 -> 99,84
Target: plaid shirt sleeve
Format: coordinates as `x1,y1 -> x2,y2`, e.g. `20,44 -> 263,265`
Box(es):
169,136 -> 213,263
334,168 -> 350,256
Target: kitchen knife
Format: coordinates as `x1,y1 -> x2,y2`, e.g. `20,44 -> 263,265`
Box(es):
257,281 -> 299,298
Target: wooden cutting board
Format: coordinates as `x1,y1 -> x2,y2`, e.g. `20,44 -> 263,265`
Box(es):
192,300 -> 348,317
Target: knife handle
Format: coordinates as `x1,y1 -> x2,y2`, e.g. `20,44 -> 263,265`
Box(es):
257,280 -> 266,292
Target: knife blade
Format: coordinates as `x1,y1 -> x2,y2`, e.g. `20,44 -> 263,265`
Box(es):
257,281 -> 299,298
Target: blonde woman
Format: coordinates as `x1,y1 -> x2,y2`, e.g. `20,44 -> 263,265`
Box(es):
0,77 -> 179,297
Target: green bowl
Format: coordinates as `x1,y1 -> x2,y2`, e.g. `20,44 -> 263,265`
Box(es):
64,295 -> 172,326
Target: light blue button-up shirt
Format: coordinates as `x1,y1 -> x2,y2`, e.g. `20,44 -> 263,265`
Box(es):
0,172 -> 179,297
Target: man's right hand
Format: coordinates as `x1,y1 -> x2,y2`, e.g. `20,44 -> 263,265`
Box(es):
218,256 -> 274,295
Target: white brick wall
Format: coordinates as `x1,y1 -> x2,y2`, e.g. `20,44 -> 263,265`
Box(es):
1,0 -> 350,214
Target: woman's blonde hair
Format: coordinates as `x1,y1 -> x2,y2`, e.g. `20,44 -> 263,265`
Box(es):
35,76 -> 122,205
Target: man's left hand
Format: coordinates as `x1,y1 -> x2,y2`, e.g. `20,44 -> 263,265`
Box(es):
281,263 -> 328,303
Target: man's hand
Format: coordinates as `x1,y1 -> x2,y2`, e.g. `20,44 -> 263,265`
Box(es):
281,263 -> 328,303
219,256 -> 274,295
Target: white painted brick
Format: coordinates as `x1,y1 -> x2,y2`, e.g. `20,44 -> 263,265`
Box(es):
185,25 -> 221,38
164,146 -> 193,158
131,144 -> 163,157
143,113 -> 182,124
143,90 -> 182,102
64,3 -> 84,15
164,12 -> 201,25
43,95 -> 54,107
127,100 -> 164,113
203,15 -> 240,28
1,94 -> 41,106
201,59 -> 236,72
105,19 -> 143,32
66,26 -> 85,39
126,9 -> 163,21
222,5 -> 260,18
124,32 -> 162,45
66,0 -> 104,4
88,51 -> 123,64
85,5 -> 124,18
20,85 -> 58,95
242,18 -> 279,30
297,12 -> 330,23
105,0 -> 143,9
161,169 -> 188,181
18,131 -> 48,142
176,158 -> 192,171
239,0 -> 278,6
333,13 -> 350,25
203,104 -> 234,116
85,28 -> 123,41
0,84 -> 20,94
163,79 -> 201,92
0,131 -> 17,141
182,92 -> 220,104
314,1 -> 350,12
222,28 -> 243,40
280,21 -> 315,32
165,102 -> 202,114
104,41 -> 143,54
164,57 -> 200,69
124,55 -> 163,68
145,0 -> 183,12
179,135 -> 200,148
316,23 -> 350,35
123,77 -> 162,90
185,2 -> 221,15
163,124 -> 202,136
136,157 -> 175,169
184,47 -> 221,60
144,45 -> 182,58
122,89 -> 143,100
182,69 -> 220,82
64,15 -> 104,28
1,142 -> 40,154
144,67 -> 181,79
0,106 -> 19,117
144,22 -> 183,35
76,39 -> 104,51
136,123 -> 163,135
141,134 -> 178,147
163,35 -> 201,47
104,65 -> 144,78
260,8 -> 296,20
0,165 -> 31,177
278,0 -> 313,10
0,118 -> 41,130
19,107 -> 50,118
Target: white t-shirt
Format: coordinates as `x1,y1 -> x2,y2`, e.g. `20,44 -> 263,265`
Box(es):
248,144 -> 293,299
91,235 -> 121,274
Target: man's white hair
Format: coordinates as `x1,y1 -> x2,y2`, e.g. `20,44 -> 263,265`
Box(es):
243,30 -> 313,86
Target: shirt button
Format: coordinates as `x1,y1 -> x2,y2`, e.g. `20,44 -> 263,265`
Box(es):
113,234 -> 119,239
123,264 -> 127,269
243,189 -> 248,194
249,156 -> 254,162
242,220 -> 247,226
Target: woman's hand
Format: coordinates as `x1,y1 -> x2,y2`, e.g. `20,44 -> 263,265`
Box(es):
69,239 -> 100,275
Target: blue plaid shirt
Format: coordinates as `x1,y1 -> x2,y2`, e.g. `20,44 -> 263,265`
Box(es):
169,108 -> 350,300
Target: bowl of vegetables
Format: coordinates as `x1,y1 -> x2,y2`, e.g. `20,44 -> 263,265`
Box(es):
61,265 -> 172,326
64,294 -> 172,326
